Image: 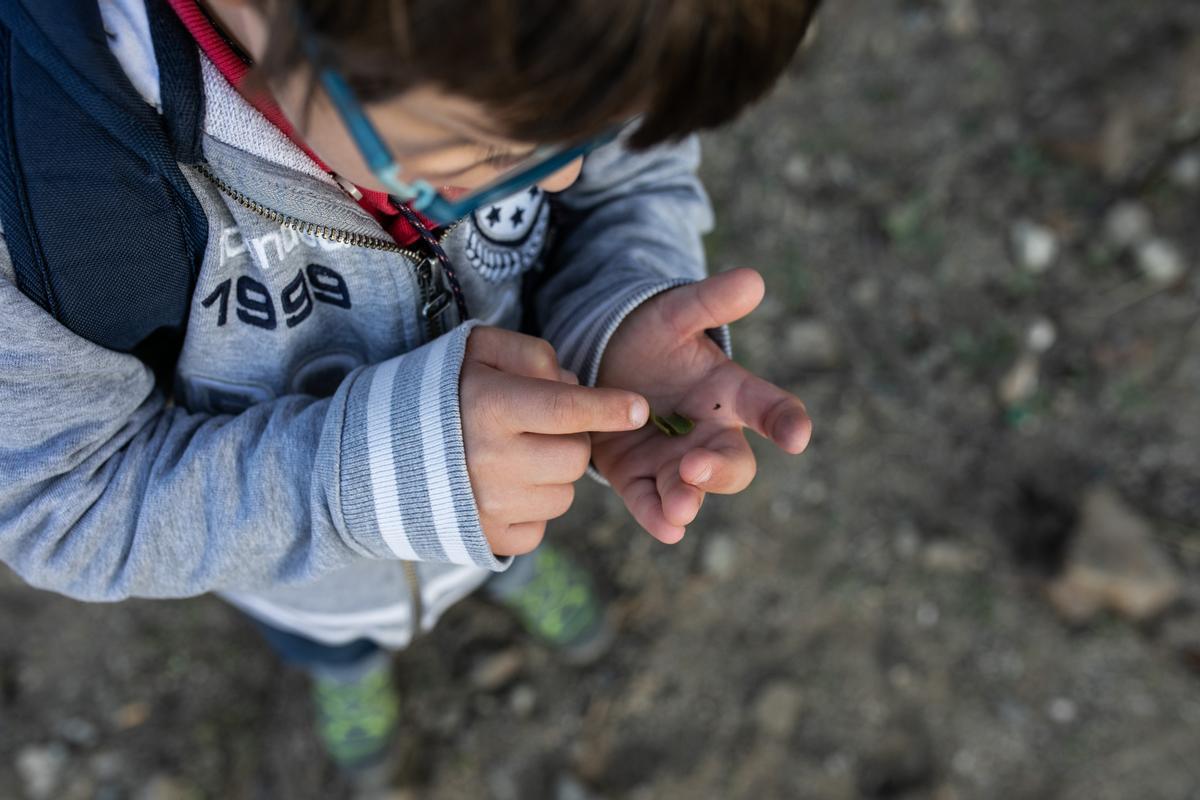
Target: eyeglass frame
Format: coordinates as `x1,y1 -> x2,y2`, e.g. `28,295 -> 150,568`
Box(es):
317,69 -> 628,225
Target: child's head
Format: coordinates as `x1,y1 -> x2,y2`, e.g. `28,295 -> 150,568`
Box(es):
210,0 -> 820,196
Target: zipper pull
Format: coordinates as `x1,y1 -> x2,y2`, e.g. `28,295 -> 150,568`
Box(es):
416,257 -> 452,321
331,173 -> 364,201
422,290 -> 452,320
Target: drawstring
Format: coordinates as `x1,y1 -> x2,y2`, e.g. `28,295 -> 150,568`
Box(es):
394,204 -> 471,323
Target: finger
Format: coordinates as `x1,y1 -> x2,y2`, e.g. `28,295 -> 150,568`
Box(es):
523,483 -> 578,523
496,376 -> 649,434
731,366 -> 813,454
475,482 -> 575,524
658,268 -> 766,338
622,477 -> 687,544
679,433 -> 757,495
657,457 -> 705,528
493,521 -> 547,557
559,368 -> 580,385
518,432 -> 592,484
466,326 -> 562,382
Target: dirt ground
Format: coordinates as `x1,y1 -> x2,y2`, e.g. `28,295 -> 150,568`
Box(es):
3,1 -> 1200,798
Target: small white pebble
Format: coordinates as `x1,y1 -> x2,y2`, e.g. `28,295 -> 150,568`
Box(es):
1136,238 -> 1185,286
1026,317 -> 1057,354
952,749 -> 979,777
1047,697 -> 1078,724
783,154 -> 813,188
770,497 -> 794,521
801,480 -> 829,506
701,535 -> 738,580
916,601 -> 940,628
509,684 -> 537,718
1011,220 -> 1059,273
1103,201 -> 1152,249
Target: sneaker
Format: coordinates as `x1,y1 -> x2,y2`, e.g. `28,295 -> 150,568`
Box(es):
485,544 -> 616,664
311,656 -> 400,774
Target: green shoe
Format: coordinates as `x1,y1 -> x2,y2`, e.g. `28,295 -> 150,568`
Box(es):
486,544 -> 615,665
312,659 -> 400,773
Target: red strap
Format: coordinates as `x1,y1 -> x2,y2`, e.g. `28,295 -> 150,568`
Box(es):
166,0 -> 430,246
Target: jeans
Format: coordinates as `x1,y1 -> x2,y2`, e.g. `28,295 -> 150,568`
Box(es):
249,554 -> 533,679
249,617 -> 383,680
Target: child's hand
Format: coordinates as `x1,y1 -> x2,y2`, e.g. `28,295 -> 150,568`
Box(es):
592,269 -> 812,543
461,327 -> 649,556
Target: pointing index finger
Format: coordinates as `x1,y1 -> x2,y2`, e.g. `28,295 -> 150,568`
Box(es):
501,377 -> 650,434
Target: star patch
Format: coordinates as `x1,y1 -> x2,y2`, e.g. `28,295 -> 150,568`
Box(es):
472,186 -> 545,245
463,185 -> 551,283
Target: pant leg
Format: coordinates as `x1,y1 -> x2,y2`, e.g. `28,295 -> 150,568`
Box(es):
248,616 -> 388,682
480,551 -> 537,600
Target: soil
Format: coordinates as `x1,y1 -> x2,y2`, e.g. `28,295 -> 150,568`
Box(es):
3,0 -> 1200,798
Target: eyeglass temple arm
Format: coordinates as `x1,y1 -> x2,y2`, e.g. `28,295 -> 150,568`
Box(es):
318,69 -> 439,209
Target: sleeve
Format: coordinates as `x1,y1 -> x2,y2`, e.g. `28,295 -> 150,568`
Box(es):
0,260 -> 500,603
534,134 -> 732,387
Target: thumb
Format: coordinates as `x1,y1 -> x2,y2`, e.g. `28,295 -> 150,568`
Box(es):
659,268 -> 765,338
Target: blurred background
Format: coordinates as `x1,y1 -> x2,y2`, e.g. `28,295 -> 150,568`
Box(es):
3,0 -> 1200,797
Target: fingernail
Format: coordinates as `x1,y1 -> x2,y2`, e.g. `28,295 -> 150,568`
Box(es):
629,400 -> 649,427
696,464 -> 713,484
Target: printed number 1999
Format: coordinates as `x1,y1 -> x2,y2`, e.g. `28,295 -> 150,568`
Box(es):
201,263 -> 352,331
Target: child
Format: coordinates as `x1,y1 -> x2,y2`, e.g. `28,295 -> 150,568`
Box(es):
0,0 -> 817,776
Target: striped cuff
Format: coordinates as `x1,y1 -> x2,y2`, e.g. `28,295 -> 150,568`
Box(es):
338,321 -> 509,571
550,277 -> 733,389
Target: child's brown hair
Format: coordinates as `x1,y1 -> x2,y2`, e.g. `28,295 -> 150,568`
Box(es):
255,0 -> 822,148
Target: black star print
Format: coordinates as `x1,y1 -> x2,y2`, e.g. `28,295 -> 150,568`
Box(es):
510,207 -> 526,228
485,206 -> 502,226
528,186 -> 540,198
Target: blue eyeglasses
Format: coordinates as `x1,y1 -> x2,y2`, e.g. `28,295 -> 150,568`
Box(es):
318,69 -> 627,225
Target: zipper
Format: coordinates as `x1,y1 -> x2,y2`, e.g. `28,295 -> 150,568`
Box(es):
195,162 -> 462,337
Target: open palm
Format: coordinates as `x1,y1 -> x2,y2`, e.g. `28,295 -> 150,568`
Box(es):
592,269 -> 812,542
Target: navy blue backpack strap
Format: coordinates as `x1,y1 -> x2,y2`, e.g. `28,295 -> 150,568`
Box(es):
0,0 -> 206,368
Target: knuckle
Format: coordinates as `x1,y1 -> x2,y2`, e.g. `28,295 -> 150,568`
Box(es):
465,324 -> 495,355
521,522 -> 548,552
533,339 -> 559,375
547,389 -> 582,428
550,484 -> 576,519
479,386 -> 512,429
476,489 -> 505,520
481,518 -> 504,549
567,434 -> 592,479
468,441 -> 499,477
504,522 -> 546,556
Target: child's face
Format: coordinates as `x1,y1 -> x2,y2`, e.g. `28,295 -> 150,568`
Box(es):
276,74 -> 586,198
216,0 -> 584,198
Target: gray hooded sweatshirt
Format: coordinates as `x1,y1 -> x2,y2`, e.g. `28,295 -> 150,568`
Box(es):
0,0 -> 719,648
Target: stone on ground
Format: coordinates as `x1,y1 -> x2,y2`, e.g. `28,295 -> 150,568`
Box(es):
1135,238 -> 1186,286
15,744 -> 68,800
1103,200 -> 1152,250
1010,220 -> 1059,273
1046,486 -> 1182,623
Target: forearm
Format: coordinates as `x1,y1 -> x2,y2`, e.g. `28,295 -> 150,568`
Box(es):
0,275 -> 498,601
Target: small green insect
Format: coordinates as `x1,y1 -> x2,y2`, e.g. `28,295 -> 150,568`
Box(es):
650,411 -> 695,437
